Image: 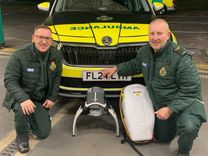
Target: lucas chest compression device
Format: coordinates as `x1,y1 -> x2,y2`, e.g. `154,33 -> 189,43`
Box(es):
72,86 -> 119,136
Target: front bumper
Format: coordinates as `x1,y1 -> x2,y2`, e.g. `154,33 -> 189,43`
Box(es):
59,61 -> 145,98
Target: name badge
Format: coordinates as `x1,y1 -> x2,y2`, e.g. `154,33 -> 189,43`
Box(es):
27,68 -> 34,72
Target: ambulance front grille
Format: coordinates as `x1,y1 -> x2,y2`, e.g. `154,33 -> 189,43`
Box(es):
61,46 -> 140,65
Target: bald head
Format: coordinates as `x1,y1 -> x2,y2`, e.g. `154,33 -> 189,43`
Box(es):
148,19 -> 171,52
149,19 -> 170,32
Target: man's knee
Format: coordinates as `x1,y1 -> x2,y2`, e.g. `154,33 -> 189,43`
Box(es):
32,122 -> 51,139
35,129 -> 50,139
179,120 -> 199,135
177,115 -> 201,136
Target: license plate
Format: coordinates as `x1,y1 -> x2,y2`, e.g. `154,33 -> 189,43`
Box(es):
83,71 -> 131,81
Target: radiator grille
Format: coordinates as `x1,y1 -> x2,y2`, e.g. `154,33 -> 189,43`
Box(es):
61,46 -> 140,65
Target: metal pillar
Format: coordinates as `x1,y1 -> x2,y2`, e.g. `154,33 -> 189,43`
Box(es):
0,6 -> 5,45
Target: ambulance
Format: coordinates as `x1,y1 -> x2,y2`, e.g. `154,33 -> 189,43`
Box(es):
38,0 -> 176,97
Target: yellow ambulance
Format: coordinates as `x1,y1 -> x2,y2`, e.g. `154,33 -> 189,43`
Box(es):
38,0 -> 176,98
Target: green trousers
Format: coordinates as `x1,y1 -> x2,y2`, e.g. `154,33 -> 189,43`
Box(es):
13,102 -> 51,139
154,109 -> 202,154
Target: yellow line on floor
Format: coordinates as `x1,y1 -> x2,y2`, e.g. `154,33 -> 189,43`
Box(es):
0,48 -> 16,53
0,130 -> 16,151
196,64 -> 208,71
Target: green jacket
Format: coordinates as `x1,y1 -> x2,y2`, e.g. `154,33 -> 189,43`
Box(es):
117,39 -> 206,122
3,43 -> 62,110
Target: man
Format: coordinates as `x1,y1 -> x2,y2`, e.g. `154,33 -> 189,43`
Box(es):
102,19 -> 207,156
3,25 -> 62,153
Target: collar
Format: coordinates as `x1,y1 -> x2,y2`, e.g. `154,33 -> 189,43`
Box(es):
27,43 -> 49,60
27,43 -> 57,62
33,44 -> 49,60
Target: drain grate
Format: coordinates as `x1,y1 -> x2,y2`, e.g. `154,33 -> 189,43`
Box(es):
0,141 -> 17,156
0,101 -> 64,156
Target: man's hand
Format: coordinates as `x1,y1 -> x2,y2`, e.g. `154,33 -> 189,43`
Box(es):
101,66 -> 117,79
20,99 -> 36,115
42,99 -> 55,109
155,107 -> 173,120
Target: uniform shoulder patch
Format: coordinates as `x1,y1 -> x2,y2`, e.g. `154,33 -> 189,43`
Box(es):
174,46 -> 187,56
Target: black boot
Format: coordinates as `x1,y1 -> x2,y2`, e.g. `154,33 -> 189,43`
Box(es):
16,134 -> 30,153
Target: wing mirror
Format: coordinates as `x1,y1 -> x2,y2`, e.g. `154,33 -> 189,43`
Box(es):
152,2 -> 166,15
37,2 -> 50,12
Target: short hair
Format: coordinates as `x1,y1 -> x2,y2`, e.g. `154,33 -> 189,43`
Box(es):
34,25 -> 52,34
150,18 -> 170,32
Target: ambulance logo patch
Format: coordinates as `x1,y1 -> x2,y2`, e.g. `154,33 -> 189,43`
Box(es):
160,66 -> 166,76
27,68 -> 34,72
50,61 -> 56,71
142,62 -> 147,67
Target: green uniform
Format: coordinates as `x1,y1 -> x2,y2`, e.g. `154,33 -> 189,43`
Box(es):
117,39 -> 207,153
3,43 -> 62,139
